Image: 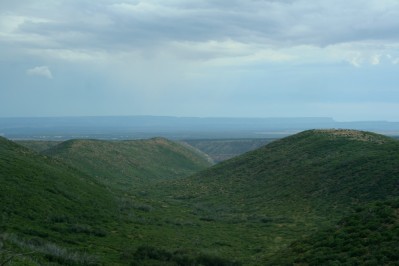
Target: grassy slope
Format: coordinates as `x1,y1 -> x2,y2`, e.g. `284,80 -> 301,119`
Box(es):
156,129 -> 399,263
0,137 -> 120,265
3,130 -> 399,265
38,138 -> 243,264
270,199 -> 399,265
43,138 -> 212,189
0,137 -> 221,265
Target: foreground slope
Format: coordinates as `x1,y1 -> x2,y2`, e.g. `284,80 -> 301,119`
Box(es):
43,138 -> 212,188
0,137 -> 118,264
270,198 -> 399,265
0,138 -> 233,265
160,129 -> 399,262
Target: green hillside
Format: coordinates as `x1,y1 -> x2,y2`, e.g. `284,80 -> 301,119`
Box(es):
0,137 -> 231,265
171,129 -> 399,208
15,140 -> 62,153
0,137 -> 118,265
43,138 -> 212,189
270,199 -> 399,265
2,130 -> 399,265
159,129 -> 399,263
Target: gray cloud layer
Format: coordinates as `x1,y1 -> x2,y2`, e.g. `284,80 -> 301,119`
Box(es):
3,0 -> 399,51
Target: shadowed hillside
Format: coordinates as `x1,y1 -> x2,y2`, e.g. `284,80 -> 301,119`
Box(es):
159,129 -> 399,263
171,129 -> 399,208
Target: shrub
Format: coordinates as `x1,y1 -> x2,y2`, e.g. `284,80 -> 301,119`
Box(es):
130,245 -> 241,266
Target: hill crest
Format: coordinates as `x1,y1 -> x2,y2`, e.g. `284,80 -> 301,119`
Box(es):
306,129 -> 391,143
163,129 -> 399,260
43,137 -> 212,188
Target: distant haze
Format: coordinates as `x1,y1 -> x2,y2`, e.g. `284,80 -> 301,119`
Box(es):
1,1 -> 399,120
1,116 -> 399,140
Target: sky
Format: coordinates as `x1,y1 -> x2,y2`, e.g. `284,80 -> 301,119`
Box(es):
1,0 -> 399,121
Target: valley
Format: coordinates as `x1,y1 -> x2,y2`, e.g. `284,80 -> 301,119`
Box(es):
1,129 -> 399,265
3,0 -> 399,264
181,139 -> 275,163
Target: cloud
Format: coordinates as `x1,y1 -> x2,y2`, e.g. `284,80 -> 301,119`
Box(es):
3,1 -> 399,49
1,0 -> 399,120
26,66 -> 53,79
0,0 -> 397,71
2,1 -> 398,69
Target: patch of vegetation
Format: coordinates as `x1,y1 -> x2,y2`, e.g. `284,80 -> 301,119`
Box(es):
269,199 -> 399,265
128,245 -> 241,266
15,141 -> 62,153
1,232 -> 98,265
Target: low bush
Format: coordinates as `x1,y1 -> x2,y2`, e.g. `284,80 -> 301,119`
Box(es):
130,245 -> 241,266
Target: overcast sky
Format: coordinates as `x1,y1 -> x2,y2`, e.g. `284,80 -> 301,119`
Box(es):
1,0 -> 399,121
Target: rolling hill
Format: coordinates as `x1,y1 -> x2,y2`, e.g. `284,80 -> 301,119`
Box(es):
0,137 -> 229,265
43,138 -> 212,189
15,140 -> 62,153
158,129 -> 399,263
171,129 -> 399,208
2,129 -> 399,265
0,137 -> 119,265
0,137 -> 239,265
